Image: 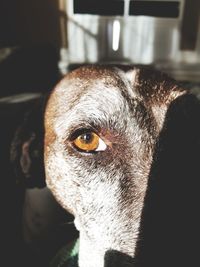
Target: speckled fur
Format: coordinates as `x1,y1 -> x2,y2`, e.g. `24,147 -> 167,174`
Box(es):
44,65 -> 187,267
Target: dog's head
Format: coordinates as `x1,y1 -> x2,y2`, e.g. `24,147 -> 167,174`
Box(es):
44,65 -> 188,267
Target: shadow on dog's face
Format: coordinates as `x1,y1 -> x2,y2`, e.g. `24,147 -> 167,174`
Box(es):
44,65 -> 200,267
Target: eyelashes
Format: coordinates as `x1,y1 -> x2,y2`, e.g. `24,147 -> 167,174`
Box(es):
70,129 -> 107,153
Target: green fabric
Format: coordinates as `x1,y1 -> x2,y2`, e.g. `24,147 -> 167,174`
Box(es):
50,239 -> 79,267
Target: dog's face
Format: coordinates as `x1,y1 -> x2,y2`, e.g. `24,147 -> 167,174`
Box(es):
44,66 -> 186,267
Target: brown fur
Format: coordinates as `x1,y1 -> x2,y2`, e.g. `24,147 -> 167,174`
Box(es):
44,65 -> 190,267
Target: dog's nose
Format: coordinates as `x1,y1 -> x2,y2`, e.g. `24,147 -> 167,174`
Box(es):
104,250 -> 134,267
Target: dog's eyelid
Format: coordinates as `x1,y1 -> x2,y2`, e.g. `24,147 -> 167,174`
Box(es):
69,126 -> 98,141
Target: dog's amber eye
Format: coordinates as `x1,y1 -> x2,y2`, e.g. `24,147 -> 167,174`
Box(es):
73,132 -> 107,152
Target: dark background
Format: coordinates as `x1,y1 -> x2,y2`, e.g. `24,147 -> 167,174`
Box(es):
0,0 -> 63,97
0,1 -> 73,266
0,0 -> 61,49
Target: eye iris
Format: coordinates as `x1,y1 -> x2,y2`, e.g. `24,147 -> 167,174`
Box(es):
73,132 -> 99,151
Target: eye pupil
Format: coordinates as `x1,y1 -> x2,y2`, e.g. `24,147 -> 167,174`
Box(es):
80,133 -> 93,144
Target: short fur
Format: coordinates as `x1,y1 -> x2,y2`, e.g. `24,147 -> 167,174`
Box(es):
44,65 -> 189,267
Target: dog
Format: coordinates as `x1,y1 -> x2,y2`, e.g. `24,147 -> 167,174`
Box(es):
43,65 -> 199,266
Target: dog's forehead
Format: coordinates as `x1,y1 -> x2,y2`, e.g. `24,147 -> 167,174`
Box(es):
52,65 -> 182,108
45,65 -> 186,136
57,66 -> 136,101
49,66 -> 137,118
48,67 -> 140,137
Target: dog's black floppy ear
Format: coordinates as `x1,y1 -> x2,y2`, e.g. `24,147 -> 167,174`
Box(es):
10,97 -> 46,188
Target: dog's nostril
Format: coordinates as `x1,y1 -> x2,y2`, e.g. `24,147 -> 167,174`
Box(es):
104,250 -> 134,267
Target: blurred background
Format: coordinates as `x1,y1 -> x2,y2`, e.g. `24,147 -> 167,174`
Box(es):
0,1 -> 200,266
0,0 -> 200,93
